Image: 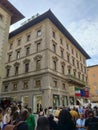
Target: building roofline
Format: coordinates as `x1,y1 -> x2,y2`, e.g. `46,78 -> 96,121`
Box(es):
9,9 -> 90,59
87,64 -> 98,68
0,0 -> 24,24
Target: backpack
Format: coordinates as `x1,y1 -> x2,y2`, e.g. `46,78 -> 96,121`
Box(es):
4,121 -> 24,130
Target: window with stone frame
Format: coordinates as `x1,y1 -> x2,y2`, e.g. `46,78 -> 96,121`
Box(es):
66,43 -> 69,50
68,68 -> 71,75
52,56 -> 58,71
78,72 -> 81,79
8,53 -> 12,62
37,42 -> 41,52
77,60 -> 79,69
53,43 -> 56,53
53,61 -> 57,71
67,53 -> 70,63
34,55 -> 42,71
14,62 -> 20,75
25,63 -> 29,73
35,80 -> 41,87
53,80 -> 57,88
60,38 -> 63,44
23,82 -> 29,89
13,83 -> 17,91
15,66 -> 19,75
37,30 -> 42,37
61,49 -> 64,58
36,59 -> 41,71
73,70 -> 76,77
27,34 -> 31,42
6,66 -> 11,77
61,65 -> 65,74
72,57 -> 75,66
17,39 -> 21,46
52,31 -> 55,38
26,46 -> 30,56
62,83 -> 66,89
4,85 -> 8,92
16,50 -> 20,59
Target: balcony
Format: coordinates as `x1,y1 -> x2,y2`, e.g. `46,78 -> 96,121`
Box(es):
66,74 -> 86,86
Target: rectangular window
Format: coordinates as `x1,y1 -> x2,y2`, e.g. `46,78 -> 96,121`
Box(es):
16,50 -> 20,59
60,38 -> 63,44
53,81 -> 57,87
25,63 -> 29,73
23,82 -> 28,89
37,30 -> 42,37
6,68 -> 10,77
72,58 -> 75,66
62,83 -> 66,89
27,34 -> 31,42
35,80 -> 41,87
53,61 -> 57,71
15,66 -> 19,75
52,31 -> 55,38
66,44 -> 69,50
37,42 -> 41,52
62,65 -> 64,74
61,50 -> 64,58
4,86 -> 8,92
17,39 -> 21,46
13,84 -> 17,91
26,46 -> 30,56
8,54 -> 11,62
67,54 -> 70,62
53,44 -> 56,53
68,68 -> 71,74
36,60 -> 41,70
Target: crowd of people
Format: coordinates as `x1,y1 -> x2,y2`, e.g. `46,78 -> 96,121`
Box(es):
0,102 -> 98,130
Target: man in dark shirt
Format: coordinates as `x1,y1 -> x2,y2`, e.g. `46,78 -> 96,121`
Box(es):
85,110 -> 98,130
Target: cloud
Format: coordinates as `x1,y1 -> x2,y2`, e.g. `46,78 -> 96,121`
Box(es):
67,19 -> 98,66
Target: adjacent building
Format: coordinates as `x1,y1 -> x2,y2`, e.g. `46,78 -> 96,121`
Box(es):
0,0 -> 24,93
1,10 -> 90,112
87,65 -> 98,103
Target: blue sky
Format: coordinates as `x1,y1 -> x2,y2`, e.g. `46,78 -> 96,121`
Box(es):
9,0 -> 98,66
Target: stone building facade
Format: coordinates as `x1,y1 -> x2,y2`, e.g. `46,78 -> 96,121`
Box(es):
1,10 -> 90,112
87,65 -> 98,102
0,0 -> 24,93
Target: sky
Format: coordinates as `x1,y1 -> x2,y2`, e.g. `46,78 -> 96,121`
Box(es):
9,0 -> 98,66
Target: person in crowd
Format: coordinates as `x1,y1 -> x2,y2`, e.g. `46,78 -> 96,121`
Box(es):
38,107 -> 44,117
26,107 -> 36,130
48,114 -> 57,130
0,108 -> 3,130
2,107 -> 12,130
58,109 -> 76,130
78,105 -> 85,114
11,111 -> 20,125
70,107 -> 79,125
54,106 -> 62,119
85,110 -> 98,130
15,109 -> 29,130
93,106 -> 98,117
76,113 -> 86,130
36,116 -> 50,130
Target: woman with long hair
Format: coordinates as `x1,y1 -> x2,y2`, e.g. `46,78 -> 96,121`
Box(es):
36,116 -> 50,130
58,109 -> 76,130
